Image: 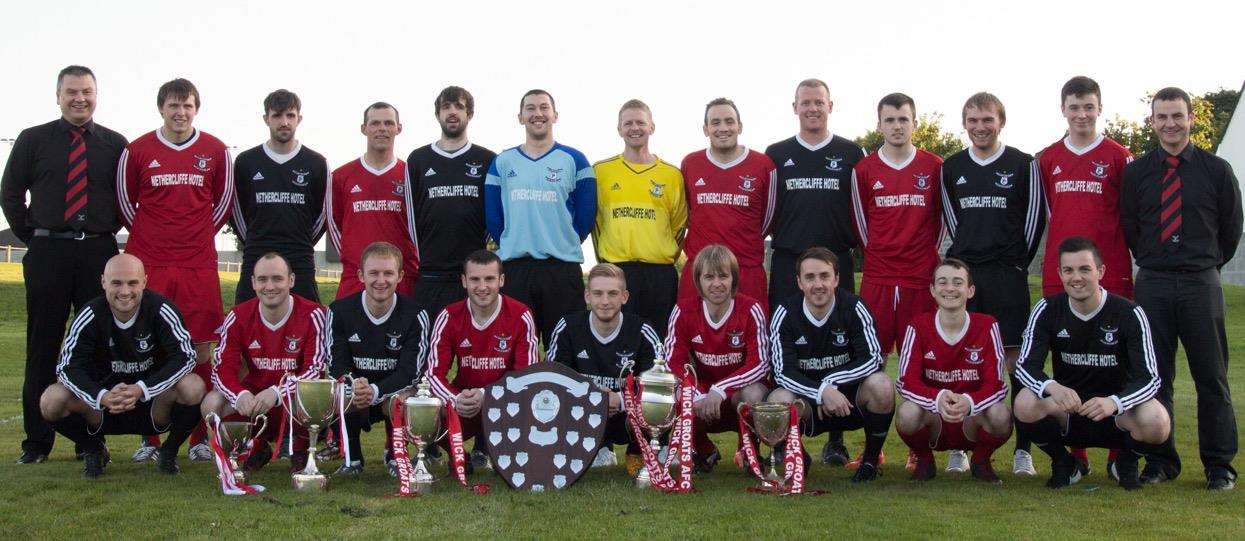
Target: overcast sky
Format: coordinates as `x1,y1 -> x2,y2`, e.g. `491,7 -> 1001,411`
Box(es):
2,0 -> 1242,253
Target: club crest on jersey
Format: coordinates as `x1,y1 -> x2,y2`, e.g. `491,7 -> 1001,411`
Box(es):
386,332 -> 402,351
1090,161 -> 1110,179
545,167 -> 563,183
284,335 -> 303,353
392,180 -> 406,196
494,333 -> 512,353
727,331 -> 745,348
965,346 -> 984,365
193,155 -> 213,172
291,169 -> 311,187
913,173 -> 932,190
1100,326 -> 1119,346
825,156 -> 844,172
465,162 -> 485,178
649,180 -> 665,197
738,175 -> 756,192
135,334 -> 154,353
832,330 -> 848,347
994,171 -> 1015,189
616,350 -> 635,367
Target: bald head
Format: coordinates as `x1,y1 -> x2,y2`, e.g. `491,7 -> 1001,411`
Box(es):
102,254 -> 147,318
104,253 -> 145,278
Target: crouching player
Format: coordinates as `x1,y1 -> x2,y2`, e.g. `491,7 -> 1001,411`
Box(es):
201,252 -> 328,473
328,242 -> 430,476
1015,237 -> 1169,490
548,263 -> 663,474
767,248 -> 891,483
41,254 -> 204,477
895,258 -> 1012,483
665,245 -> 769,473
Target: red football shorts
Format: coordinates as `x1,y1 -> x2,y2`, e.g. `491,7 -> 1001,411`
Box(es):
932,421 -> 972,452
859,281 -> 935,356
678,264 -> 768,313
145,265 -> 223,344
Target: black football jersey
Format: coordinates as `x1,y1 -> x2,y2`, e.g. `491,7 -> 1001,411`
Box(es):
769,289 -> 884,402
546,311 -> 661,391
765,135 -> 866,253
406,142 -> 497,272
231,143 -> 328,259
940,145 -> 1044,267
327,292 -> 429,403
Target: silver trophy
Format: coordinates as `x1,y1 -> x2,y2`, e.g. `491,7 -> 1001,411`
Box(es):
633,357 -> 679,488
402,379 -> 448,494
209,413 -> 267,484
291,378 -> 348,491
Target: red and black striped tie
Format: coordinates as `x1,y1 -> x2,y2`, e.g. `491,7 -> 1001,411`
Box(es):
1159,155 -> 1182,245
65,126 -> 89,224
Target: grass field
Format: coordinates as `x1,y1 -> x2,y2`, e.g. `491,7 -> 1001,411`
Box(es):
0,262 -> 1241,539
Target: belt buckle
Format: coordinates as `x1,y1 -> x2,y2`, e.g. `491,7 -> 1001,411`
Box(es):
73,231 -> 86,241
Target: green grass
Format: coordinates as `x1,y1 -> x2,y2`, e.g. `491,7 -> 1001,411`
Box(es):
0,263 -> 1241,539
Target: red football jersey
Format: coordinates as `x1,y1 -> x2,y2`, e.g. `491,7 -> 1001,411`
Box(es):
851,149 -> 944,289
426,295 -> 539,402
117,129 -> 234,269
680,148 -> 777,268
212,295 -> 328,406
896,311 -> 1006,416
664,294 -> 770,400
1037,135 -> 1134,297
326,158 -> 420,299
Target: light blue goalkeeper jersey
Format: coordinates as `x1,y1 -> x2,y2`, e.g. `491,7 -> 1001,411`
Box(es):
485,142 -> 596,262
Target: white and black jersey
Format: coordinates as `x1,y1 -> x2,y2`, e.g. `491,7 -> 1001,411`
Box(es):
546,311 -> 662,391
1017,289 -> 1160,413
327,292 -> 430,404
765,135 -> 866,254
769,290 -> 884,403
56,291 -> 196,410
406,143 -> 497,272
940,146 -> 1043,267
231,142 -> 329,262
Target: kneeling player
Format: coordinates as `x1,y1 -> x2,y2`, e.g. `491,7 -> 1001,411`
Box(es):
895,259 -> 1012,483
41,254 -> 204,477
1015,237 -> 1169,490
665,245 -> 770,473
427,249 -> 539,472
767,248 -> 892,483
201,253 -> 328,473
328,242 -> 430,476
548,263 -> 662,474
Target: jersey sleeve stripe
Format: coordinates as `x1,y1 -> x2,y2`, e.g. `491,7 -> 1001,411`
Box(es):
545,318 -> 568,363
663,305 -> 681,359
426,309 -> 456,402
116,149 -> 136,225
1025,159 -> 1042,251
1015,299 -> 1049,394
853,300 -> 885,374
144,305 -> 197,398
325,170 -> 342,252
403,165 -> 419,255
939,168 -> 957,238
1118,307 -> 1161,409
895,326 -> 937,410
56,307 -> 100,408
211,148 -> 236,227
761,167 -> 777,235
415,310 -> 430,380
212,311 -> 240,404
521,311 -> 540,364
769,306 -> 817,399
850,169 -> 868,246
640,323 -> 664,359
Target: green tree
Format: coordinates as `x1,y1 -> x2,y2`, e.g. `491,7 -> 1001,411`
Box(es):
1103,88 -> 1239,155
854,113 -> 965,158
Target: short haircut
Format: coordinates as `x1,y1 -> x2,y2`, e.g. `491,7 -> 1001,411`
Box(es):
263,89 -> 301,115
435,86 -> 475,116
692,244 -> 740,297
363,101 -> 399,124
1057,235 -> 1103,266
1061,76 -> 1101,105
257,251 -> 292,275
1152,86 -> 1193,115
519,89 -> 556,112
360,241 -> 403,269
795,78 -> 830,97
796,247 -> 839,277
157,78 -> 200,109
57,65 -> 95,90
934,257 -> 973,287
586,263 -> 627,288
463,249 -> 503,274
877,92 -> 916,118
618,99 -> 651,119
704,97 -> 741,125
963,91 -> 1006,124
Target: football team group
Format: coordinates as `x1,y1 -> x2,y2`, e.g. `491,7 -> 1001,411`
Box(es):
2,65 -> 1240,493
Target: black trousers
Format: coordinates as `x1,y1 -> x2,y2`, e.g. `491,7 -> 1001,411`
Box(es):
235,253 -> 320,304
413,271 -> 466,320
21,235 -> 118,454
611,262 -> 677,338
768,247 -> 855,311
1136,267 -> 1237,478
500,258 -> 585,346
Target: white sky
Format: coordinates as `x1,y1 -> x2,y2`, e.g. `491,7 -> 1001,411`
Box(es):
2,0 -> 1242,256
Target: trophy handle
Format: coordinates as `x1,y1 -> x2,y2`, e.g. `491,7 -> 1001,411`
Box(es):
251,413 -> 269,438
736,402 -> 759,436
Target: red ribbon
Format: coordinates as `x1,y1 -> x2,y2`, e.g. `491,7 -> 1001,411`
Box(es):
444,403 -> 490,494
207,414 -> 265,496
737,404 -> 822,495
622,369 -> 696,493
388,399 -> 417,497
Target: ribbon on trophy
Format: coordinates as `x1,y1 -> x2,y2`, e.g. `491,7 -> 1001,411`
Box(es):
206,414 -> 266,496
335,375 -> 353,466
737,403 -> 820,495
388,398 -> 418,497
622,368 -> 696,493
444,403 -> 490,494
273,373 -> 351,467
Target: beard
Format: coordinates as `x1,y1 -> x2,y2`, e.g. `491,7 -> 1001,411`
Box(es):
440,120 -> 465,139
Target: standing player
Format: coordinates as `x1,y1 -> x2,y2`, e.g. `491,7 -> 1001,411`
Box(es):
406,86 -> 496,318
117,78 -> 233,463
680,98 -> 777,311
593,99 -> 687,335
547,263 -> 663,472
767,248 -> 891,483
894,259 -> 1011,483
328,242 -> 430,475
202,253 -> 328,472
427,250 -> 539,471
231,89 -> 328,303
665,245 -> 770,472
851,92 -> 943,357
41,254 -> 204,477
1015,237 -> 1169,490
327,102 -> 419,300
485,89 -> 596,345
939,92 -> 1043,476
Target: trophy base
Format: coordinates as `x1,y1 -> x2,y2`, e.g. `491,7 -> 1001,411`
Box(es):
635,469 -> 651,489
292,473 -> 329,491
409,477 -> 434,495
233,470 -> 247,484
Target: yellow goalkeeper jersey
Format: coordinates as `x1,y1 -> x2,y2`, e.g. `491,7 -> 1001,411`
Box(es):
592,154 -> 687,265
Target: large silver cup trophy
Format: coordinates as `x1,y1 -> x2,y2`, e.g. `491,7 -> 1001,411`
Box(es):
739,401 -> 805,482
634,357 -> 679,488
210,413 -> 267,484
292,378 -> 347,491
403,379 -> 447,494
